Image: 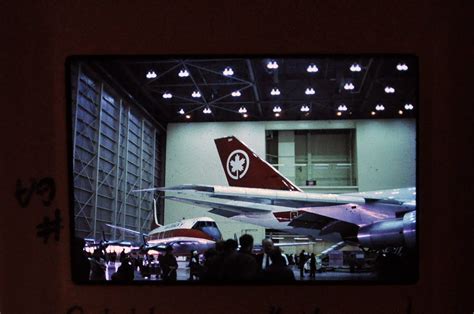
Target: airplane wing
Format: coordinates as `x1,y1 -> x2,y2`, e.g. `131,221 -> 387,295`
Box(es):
340,187 -> 416,204
165,195 -> 275,214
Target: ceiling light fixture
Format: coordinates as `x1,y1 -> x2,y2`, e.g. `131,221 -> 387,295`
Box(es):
178,69 -> 189,77
231,90 -> 241,97
267,60 -> 279,69
203,107 -> 212,114
270,88 -> 281,96
404,103 -> 414,110
337,112 -> 342,116
300,105 -> 310,112
344,82 -> 355,90
223,67 -> 234,76
274,113 -> 280,117
243,113 -> 248,118
399,110 -> 404,115
338,105 -> 348,111
191,91 -> 201,98
305,87 -> 315,95
375,104 -> 385,111
384,86 -> 395,93
396,63 -> 409,71
371,111 -> 376,116
307,64 -> 319,73
162,92 -> 172,99
238,106 -> 247,114
146,71 -> 157,79
178,108 -> 185,115
273,106 -> 282,113
350,63 -> 362,72
185,115 -> 191,119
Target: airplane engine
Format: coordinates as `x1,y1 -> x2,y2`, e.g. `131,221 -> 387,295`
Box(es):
357,211 -> 416,249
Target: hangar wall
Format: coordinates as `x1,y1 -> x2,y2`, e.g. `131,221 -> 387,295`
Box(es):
164,119 -> 416,242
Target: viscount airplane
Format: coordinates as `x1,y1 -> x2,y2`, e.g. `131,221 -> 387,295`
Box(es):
106,199 -> 223,256
136,136 -> 416,250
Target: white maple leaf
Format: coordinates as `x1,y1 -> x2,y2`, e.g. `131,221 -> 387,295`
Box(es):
230,154 -> 245,174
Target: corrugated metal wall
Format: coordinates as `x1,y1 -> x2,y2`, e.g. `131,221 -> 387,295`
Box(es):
71,64 -> 160,241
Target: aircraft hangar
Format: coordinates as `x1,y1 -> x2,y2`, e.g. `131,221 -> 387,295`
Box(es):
70,56 -> 417,257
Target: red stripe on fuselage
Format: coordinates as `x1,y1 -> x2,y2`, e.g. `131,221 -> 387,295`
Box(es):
147,228 -> 213,241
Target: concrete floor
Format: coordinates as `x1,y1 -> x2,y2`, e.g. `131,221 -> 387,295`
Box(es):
105,261 -> 377,282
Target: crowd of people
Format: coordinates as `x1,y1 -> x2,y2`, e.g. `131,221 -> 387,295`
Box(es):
73,235 -> 317,282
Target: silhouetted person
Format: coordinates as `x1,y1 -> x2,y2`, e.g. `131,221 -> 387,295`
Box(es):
188,250 -> 200,280
222,234 -> 258,281
89,248 -> 106,280
256,238 -> 274,272
119,249 -> 126,263
160,245 -> 178,282
201,240 -> 226,282
298,250 -> 307,278
309,253 -> 317,278
262,248 -> 295,282
72,238 -> 91,282
111,256 -> 134,281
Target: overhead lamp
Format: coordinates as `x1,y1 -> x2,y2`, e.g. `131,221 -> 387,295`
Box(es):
274,113 -> 280,117
231,90 -> 241,97
266,60 -> 279,69
307,64 -> 319,73
178,108 -> 185,115
404,103 -> 414,110
338,105 -> 348,111
243,113 -> 248,118
300,105 -> 310,112
178,69 -> 189,77
223,67 -> 234,76
384,86 -> 395,93
343,82 -> 355,90
238,106 -> 247,114
396,63 -> 408,71
185,114 -> 191,119
203,107 -> 212,114
350,63 -> 362,72
162,92 -> 172,99
371,111 -> 376,116
270,88 -> 281,96
375,104 -> 385,111
146,71 -> 157,79
191,91 -> 201,98
399,110 -> 404,115
305,87 -> 315,95
273,106 -> 282,113
337,112 -> 342,116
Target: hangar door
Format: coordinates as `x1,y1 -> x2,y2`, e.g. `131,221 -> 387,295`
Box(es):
71,65 -> 161,241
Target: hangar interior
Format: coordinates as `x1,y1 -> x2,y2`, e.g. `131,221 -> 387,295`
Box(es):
70,57 -> 417,254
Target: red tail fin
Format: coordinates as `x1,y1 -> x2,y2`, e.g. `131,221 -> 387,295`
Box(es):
214,136 -> 302,191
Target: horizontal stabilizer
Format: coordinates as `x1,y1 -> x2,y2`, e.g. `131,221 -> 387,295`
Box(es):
105,224 -> 146,236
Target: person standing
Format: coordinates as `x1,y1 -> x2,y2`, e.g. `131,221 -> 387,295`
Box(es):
298,250 -> 307,278
160,245 -> 178,282
188,250 -> 200,280
309,253 -> 316,279
256,238 -> 274,272
89,249 -> 107,280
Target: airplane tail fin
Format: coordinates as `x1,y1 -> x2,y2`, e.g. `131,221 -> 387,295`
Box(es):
214,136 -> 302,191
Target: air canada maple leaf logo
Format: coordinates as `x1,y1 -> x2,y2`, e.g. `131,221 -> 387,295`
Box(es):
226,150 -> 250,180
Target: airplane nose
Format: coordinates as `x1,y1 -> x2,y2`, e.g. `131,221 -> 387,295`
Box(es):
202,226 -> 222,241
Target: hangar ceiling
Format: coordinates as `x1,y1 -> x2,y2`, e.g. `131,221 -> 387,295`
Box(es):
93,56 -> 417,124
